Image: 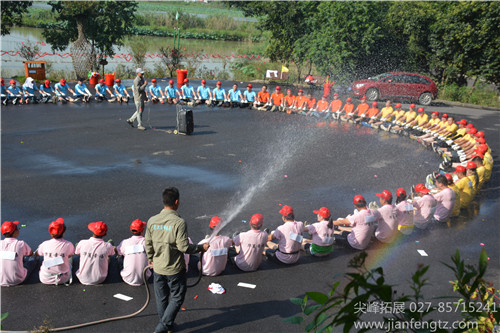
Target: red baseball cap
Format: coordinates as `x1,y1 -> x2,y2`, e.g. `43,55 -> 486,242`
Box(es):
431,111 -> 439,116
417,107 -> 424,113
48,217 -> 65,236
1,221 -> 19,235
475,131 -> 485,138
396,188 -> 406,197
442,113 -> 449,118
476,138 -> 486,144
298,89 -> 303,93
115,79 -> 121,83
60,79 -> 66,84
372,101 -> 378,107
322,95 -> 328,99
169,80 -> 174,85
444,173 -> 453,181
201,79 -> 206,84
184,79 -> 189,83
346,97 -> 352,102
152,79 -> 157,83
471,153 -> 484,159
209,216 -> 222,229
287,89 -> 292,93
410,103 -> 415,108
313,207 -> 331,219
44,80 -> 50,85
414,183 -> 430,194
279,205 -> 294,216
353,195 -> 366,205
250,214 -> 264,228
130,219 -> 146,233
216,81 -> 221,85
395,103 -> 402,108
88,221 -> 108,236
466,123 -> 474,128
475,144 -> 488,153
468,128 -> 478,134
466,161 -> 477,169
333,93 -> 339,96
247,84 -> 252,88
454,165 -> 466,173
361,96 -> 367,100
99,79 -> 105,84
9,79 -> 16,84
276,86 -> 281,90
458,119 -> 467,125
376,190 -> 393,202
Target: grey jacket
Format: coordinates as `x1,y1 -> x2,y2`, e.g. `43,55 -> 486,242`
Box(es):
133,75 -> 147,102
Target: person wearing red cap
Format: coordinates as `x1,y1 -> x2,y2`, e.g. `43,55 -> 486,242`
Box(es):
0,221 -> 34,287
127,68 -> 147,130
301,92 -> 316,115
394,188 -> 414,235
372,190 -> 398,243
390,103 -> 417,133
6,79 -> 25,105
145,187 -> 209,333
333,195 -> 376,250
180,78 -> 196,105
94,78 -> 116,103
227,83 -> 243,108
232,213 -> 268,271
147,79 -> 165,104
36,218 -> 75,285
340,97 -> 355,121
270,86 -> 284,112
196,79 -> 212,105
113,78 -> 130,104
453,165 -> 474,209
74,78 -> 92,103
241,84 -> 256,108
293,89 -> 308,113
380,102 -> 404,131
255,85 -> 270,110
267,205 -> 304,264
361,101 -> 380,126
328,93 -> 343,120
465,161 -> 479,196
308,95 -> 330,118
0,78 -> 7,106
432,175 -> 456,223
54,78 -> 76,103
352,96 -> 369,123
165,80 -> 180,104
116,219 -> 151,286
302,207 -> 334,256
39,79 -> 57,104
283,88 -> 296,114
406,107 -> 429,138
444,174 -> 461,218
211,81 -> 227,107
75,221 -> 116,285
412,184 -> 437,229
414,111 -> 440,142
470,155 -> 486,190
372,100 -> 393,128
199,216 -> 232,276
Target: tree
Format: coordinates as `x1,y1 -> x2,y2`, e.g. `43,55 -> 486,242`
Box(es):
1,1 -> 32,36
42,1 -> 138,78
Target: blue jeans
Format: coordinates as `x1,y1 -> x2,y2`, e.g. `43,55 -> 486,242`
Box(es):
154,271 -> 187,332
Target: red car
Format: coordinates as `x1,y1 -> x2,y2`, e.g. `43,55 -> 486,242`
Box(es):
349,72 -> 438,106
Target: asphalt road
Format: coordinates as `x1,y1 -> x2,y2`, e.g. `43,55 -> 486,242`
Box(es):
1,83 -> 499,333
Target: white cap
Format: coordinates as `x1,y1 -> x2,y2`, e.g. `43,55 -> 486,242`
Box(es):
136,68 -> 144,74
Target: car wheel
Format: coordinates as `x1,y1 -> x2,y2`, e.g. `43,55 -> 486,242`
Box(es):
365,88 -> 379,101
418,92 -> 433,106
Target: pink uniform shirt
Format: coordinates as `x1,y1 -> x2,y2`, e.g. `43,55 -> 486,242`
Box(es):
373,204 -> 398,243
0,238 -> 32,287
75,237 -> 115,285
433,187 -> 455,222
413,194 -> 437,229
37,238 -> 75,285
273,221 -> 304,264
201,235 -> 232,276
307,221 -> 334,246
395,201 -> 414,235
347,209 -> 375,250
234,229 -> 268,271
117,236 -> 150,286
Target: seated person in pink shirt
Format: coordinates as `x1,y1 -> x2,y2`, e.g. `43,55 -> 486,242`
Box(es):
117,219 -> 151,286
200,216 -> 232,276
1,221 -> 34,287
394,188 -> 414,235
432,175 -> 455,223
302,207 -> 334,256
373,190 -> 399,243
75,221 -> 116,285
266,205 -> 304,264
333,195 -> 376,250
412,184 -> 437,230
36,218 -> 75,285
232,213 -> 268,271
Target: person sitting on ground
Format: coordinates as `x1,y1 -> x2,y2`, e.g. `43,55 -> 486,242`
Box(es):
466,161 -> 479,197
301,207 -> 334,256
116,219 -> 151,286
470,155 -> 486,191
394,188 -> 414,235
308,95 -> 329,118
200,216 -> 232,276
211,81 -> 227,107
255,85 -> 270,110
75,221 -> 116,285
227,83 -> 243,108
55,79 -> 75,103
453,165 -> 474,211
74,78 -> 92,103
293,89 -> 308,113
372,100 -> 393,128
7,80 -> 24,105
412,183 -> 437,230
180,79 -> 195,105
22,77 -> 38,104
362,101 -> 380,125
0,78 -> 7,106
407,107 -> 429,137
283,89 -> 295,114
95,79 -> 115,103
0,220 -> 34,287
267,205 -> 304,264
240,84 -> 256,108
165,80 -> 180,104
373,190 -> 398,243
270,86 -> 284,112
391,103 -> 417,132
444,174 -> 461,219
113,79 -> 130,104
328,93 -> 343,120
340,97 -> 355,121
381,102 -> 403,131
432,175 -> 455,223
148,79 -> 165,104
352,96 -> 369,123
39,80 -> 56,104
232,214 -> 268,271
196,79 -> 212,105
36,218 -> 75,285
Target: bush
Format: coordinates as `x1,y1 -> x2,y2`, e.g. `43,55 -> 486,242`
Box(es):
438,83 -> 500,108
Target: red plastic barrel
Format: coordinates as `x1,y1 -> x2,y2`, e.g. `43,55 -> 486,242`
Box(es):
176,69 -> 188,88
105,73 -> 115,87
89,74 -> 100,85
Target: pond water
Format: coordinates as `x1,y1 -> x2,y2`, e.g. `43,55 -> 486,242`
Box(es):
1,27 -> 265,78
